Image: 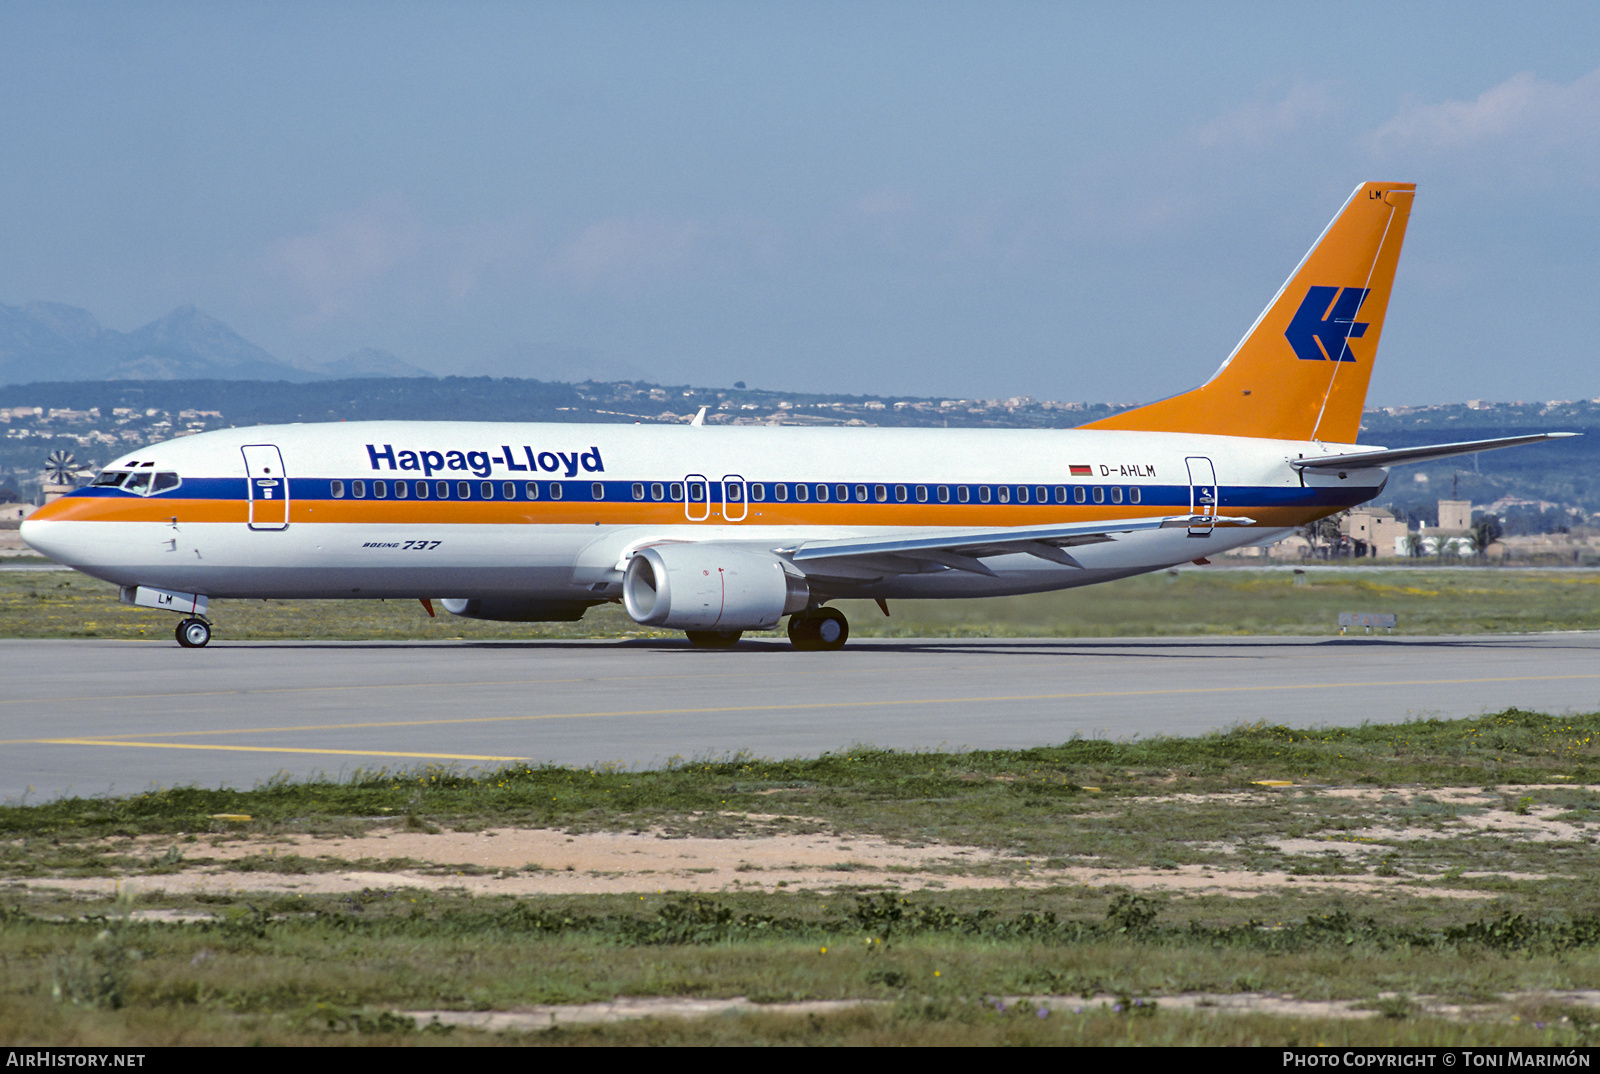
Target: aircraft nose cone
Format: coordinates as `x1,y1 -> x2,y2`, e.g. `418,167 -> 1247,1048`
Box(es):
19,517 -> 71,562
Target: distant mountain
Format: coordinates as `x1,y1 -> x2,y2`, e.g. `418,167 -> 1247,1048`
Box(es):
105,306 -> 307,381
305,347 -> 435,379
0,302 -> 111,381
0,301 -> 434,384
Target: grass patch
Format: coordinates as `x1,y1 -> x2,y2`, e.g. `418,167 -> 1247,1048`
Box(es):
8,565 -> 1600,640
4,709 -> 1600,1044
3,707 -> 1594,845
3,891 -> 1600,1045
838,567 -> 1600,638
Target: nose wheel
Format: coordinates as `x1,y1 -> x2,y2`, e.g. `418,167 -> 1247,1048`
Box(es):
176,618 -> 212,648
788,607 -> 849,651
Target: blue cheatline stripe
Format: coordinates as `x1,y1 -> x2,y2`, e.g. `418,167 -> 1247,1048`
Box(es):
67,476 -> 1372,512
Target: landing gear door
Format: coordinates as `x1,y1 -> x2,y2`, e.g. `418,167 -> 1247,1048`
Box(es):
242,444 -> 289,530
1185,456 -> 1217,538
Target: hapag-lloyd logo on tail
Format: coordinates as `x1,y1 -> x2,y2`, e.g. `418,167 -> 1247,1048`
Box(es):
366,443 -> 605,479
1286,286 -> 1371,363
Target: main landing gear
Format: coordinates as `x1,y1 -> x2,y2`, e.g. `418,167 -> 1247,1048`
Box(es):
175,617 -> 212,648
681,607 -> 851,651
788,607 -> 848,652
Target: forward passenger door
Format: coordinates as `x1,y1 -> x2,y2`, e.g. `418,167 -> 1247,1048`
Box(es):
242,444 -> 289,531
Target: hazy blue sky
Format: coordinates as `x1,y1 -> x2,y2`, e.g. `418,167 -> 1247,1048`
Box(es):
3,2 -> 1598,404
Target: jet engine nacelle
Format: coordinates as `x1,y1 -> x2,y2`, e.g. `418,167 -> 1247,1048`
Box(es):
622,544 -> 808,631
439,598 -> 596,622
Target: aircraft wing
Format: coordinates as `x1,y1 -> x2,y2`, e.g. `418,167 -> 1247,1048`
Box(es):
786,514 -> 1255,578
1291,433 -> 1577,472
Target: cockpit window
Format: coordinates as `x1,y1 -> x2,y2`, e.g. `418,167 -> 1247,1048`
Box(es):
103,470 -> 181,496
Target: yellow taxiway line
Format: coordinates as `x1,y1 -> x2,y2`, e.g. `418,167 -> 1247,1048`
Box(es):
27,739 -> 525,762
7,672 -> 1600,760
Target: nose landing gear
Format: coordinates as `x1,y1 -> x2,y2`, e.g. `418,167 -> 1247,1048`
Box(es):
175,618 -> 212,648
788,607 -> 849,651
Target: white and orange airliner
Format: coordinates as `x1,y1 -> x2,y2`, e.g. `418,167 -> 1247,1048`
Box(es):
21,183 -> 1571,649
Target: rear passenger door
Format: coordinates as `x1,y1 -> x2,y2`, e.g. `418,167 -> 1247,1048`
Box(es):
1185,456 -> 1217,537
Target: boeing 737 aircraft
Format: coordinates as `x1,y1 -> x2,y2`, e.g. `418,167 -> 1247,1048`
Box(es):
21,182 -> 1571,649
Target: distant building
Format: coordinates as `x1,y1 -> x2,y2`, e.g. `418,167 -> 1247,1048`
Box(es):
0,501 -> 37,555
1340,508 -> 1408,558
1276,533 -> 1315,559
1436,499 -> 1472,533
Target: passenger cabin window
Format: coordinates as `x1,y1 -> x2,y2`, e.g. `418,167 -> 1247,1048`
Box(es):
415,481 -> 428,499
794,484 -> 808,502
481,482 -> 494,499
815,485 -> 828,502
1054,486 -> 1066,503
836,484 -> 849,502
1111,486 -> 1123,504
502,482 -> 514,499
957,486 -> 970,503
436,481 -> 449,498
352,480 -> 366,498
1014,486 -> 1026,504
395,481 -> 409,498
632,483 -> 645,501
980,486 -> 993,503
1037,486 -> 1049,503
457,481 -> 470,499
726,482 -> 742,501
856,485 -> 869,502
330,480 -> 345,498
751,484 -> 765,501
1092,487 -> 1104,504
651,482 -> 664,500
774,484 -> 788,502
1074,486 -> 1086,503
689,483 -> 704,501
374,480 -> 387,498
668,482 -> 683,501
524,482 -> 539,499
937,485 -> 949,503
549,483 -> 563,500
1130,487 -> 1142,504
592,482 -> 604,500
915,485 -> 928,502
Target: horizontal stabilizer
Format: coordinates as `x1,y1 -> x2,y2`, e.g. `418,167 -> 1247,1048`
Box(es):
1291,433 -> 1577,472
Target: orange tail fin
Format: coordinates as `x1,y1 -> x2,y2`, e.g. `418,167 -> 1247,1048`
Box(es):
1082,182 -> 1415,443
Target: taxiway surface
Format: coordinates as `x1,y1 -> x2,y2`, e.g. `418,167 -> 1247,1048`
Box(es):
5,634 -> 1600,802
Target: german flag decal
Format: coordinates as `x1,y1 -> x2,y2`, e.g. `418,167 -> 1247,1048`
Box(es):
1070,465 -> 1093,476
